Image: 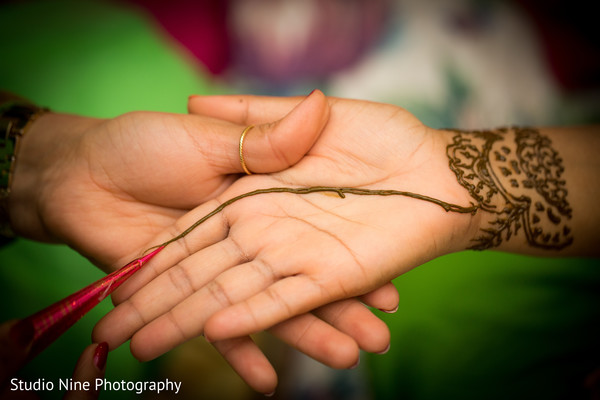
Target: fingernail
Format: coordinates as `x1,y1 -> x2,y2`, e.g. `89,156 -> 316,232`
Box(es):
93,342 -> 108,371
265,391 -> 275,397
9,319 -> 35,349
379,305 -> 399,314
377,344 -> 391,355
309,89 -> 318,96
350,358 -> 360,370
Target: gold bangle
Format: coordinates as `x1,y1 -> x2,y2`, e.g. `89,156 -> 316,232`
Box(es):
239,125 -> 254,175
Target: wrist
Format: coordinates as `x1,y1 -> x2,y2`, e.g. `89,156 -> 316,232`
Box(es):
8,112 -> 101,242
443,126 -> 575,255
431,128 -> 485,252
0,96 -> 49,242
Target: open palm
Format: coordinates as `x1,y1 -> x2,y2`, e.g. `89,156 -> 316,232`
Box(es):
94,94 -> 478,375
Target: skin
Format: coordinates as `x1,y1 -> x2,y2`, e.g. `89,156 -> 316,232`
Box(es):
94,93 -> 600,394
93,93 -> 480,392
5,91 -> 396,394
0,319 -> 106,400
8,93 -> 328,267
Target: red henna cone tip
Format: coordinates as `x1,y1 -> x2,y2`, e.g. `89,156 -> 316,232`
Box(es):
93,342 -> 108,371
138,246 -> 164,265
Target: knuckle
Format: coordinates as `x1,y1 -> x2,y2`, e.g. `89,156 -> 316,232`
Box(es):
166,263 -> 195,298
206,279 -> 234,308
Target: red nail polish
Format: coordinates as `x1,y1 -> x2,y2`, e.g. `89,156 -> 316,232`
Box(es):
9,319 -> 35,349
93,342 -> 108,371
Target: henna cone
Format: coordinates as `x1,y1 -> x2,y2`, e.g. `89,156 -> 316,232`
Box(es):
22,246 -> 164,359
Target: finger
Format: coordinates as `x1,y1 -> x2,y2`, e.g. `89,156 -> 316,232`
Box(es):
203,273 -> 336,343
203,243 -> 396,343
188,93 -> 307,125
212,337 -> 277,395
193,89 -> 328,175
0,319 -> 34,386
359,281 -> 399,313
126,256 -> 280,361
313,299 -> 390,354
63,343 -> 107,400
108,198 -> 228,304
94,238 -> 244,349
269,311 -> 360,369
96,185 -> 291,350
269,298 -> 392,367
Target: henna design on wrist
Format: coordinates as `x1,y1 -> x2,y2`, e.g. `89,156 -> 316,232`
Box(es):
447,127 -> 573,250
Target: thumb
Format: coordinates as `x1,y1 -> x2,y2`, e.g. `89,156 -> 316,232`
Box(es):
204,90 -> 329,175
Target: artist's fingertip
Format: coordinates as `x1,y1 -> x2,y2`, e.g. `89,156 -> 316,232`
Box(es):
93,342 -> 109,371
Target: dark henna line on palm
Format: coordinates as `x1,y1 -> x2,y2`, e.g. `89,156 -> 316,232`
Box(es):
447,127 -> 573,250
146,186 -> 478,253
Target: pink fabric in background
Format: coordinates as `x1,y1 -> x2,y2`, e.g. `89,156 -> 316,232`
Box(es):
127,0 -> 232,75
126,0 -> 391,85
127,0 -> 599,91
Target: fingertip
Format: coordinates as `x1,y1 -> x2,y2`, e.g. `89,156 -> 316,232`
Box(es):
92,308 -> 132,351
91,320 -> 114,351
187,94 -> 207,114
129,337 -> 154,363
203,312 -> 230,343
129,319 -> 185,363
65,343 -> 108,400
211,336 -> 278,394
369,324 -> 391,355
317,299 -> 391,355
380,305 -> 399,314
110,284 -> 130,306
376,343 -> 391,355
289,88 -> 329,129
248,89 -> 329,173
93,342 -> 108,371
244,362 -> 278,395
353,315 -> 391,355
328,336 -> 360,369
360,282 -> 399,313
